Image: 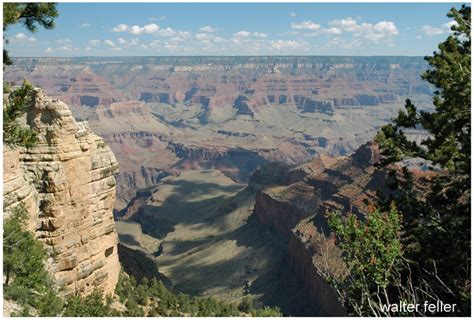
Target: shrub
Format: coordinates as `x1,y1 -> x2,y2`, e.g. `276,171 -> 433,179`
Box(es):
3,80 -> 38,149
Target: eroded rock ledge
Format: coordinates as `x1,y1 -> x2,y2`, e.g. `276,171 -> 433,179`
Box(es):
3,88 -> 120,295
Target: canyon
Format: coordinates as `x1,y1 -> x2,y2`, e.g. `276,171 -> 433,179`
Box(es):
5,56 -> 433,209
4,56 -> 434,315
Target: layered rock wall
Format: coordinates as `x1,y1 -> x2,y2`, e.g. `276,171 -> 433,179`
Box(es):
251,142 -> 384,315
288,228 -> 346,316
3,88 -> 120,295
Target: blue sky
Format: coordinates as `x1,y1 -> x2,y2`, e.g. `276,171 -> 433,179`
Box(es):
5,2 -> 464,57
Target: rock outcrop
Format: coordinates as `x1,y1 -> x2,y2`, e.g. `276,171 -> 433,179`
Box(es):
251,141 -> 438,315
3,88 -> 120,296
251,142 -> 384,314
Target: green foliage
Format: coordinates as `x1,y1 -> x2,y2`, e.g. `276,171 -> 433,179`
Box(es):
63,291 -> 115,317
3,204 -> 64,316
115,272 -> 282,316
3,81 -> 12,93
3,3 -> 58,66
4,205 -> 49,304
3,80 -> 38,148
135,282 -> 149,306
36,289 -> 64,317
328,207 -> 403,316
375,108 -> 425,166
376,5 -> 471,175
365,4 -> 470,316
251,306 -> 283,317
125,297 -> 145,317
238,295 -> 254,313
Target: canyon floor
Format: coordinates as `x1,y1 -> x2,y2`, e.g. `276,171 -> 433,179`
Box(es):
116,170 -> 313,315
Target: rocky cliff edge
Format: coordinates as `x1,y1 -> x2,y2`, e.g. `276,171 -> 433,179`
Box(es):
3,88 -> 120,296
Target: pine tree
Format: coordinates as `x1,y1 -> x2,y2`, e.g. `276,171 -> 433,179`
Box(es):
328,5 -> 470,316
3,3 -> 58,66
3,80 -> 38,148
374,4 -> 470,315
3,205 -> 50,305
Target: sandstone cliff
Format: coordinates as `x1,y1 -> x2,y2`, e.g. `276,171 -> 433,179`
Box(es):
3,88 -> 120,295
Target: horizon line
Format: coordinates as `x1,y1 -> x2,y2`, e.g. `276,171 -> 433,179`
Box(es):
11,55 -> 427,58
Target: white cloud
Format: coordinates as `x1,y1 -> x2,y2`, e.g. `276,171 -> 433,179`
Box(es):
56,45 -> 77,51
269,40 -> 305,50
196,33 -> 209,40
195,33 -> 226,45
302,28 -> 343,37
178,31 -> 191,37
291,21 -> 321,31
199,26 -> 215,33
112,23 -> 160,35
233,30 -> 251,38
45,47 -> 53,53
104,40 -> 115,47
329,18 -> 358,32
290,12 -> 296,17
158,27 -> 176,37
326,17 -> 398,44
14,33 -> 36,42
112,24 -> 129,32
212,36 -> 225,43
233,31 -> 267,38
253,32 -> 268,38
164,43 -> 178,50
325,37 -> 362,50
141,23 -> 160,34
421,25 -> 443,36
312,17 -> 400,49
129,38 -> 140,46
171,36 -> 185,42
80,23 -> 91,28
342,39 -> 363,49
422,21 -> 458,37
372,21 -> 398,36
89,39 -> 101,46
149,40 -> 161,48
292,20 -> 344,37
117,38 -> 139,46
322,27 -> 342,35
55,38 -> 72,44
356,21 -> 399,42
